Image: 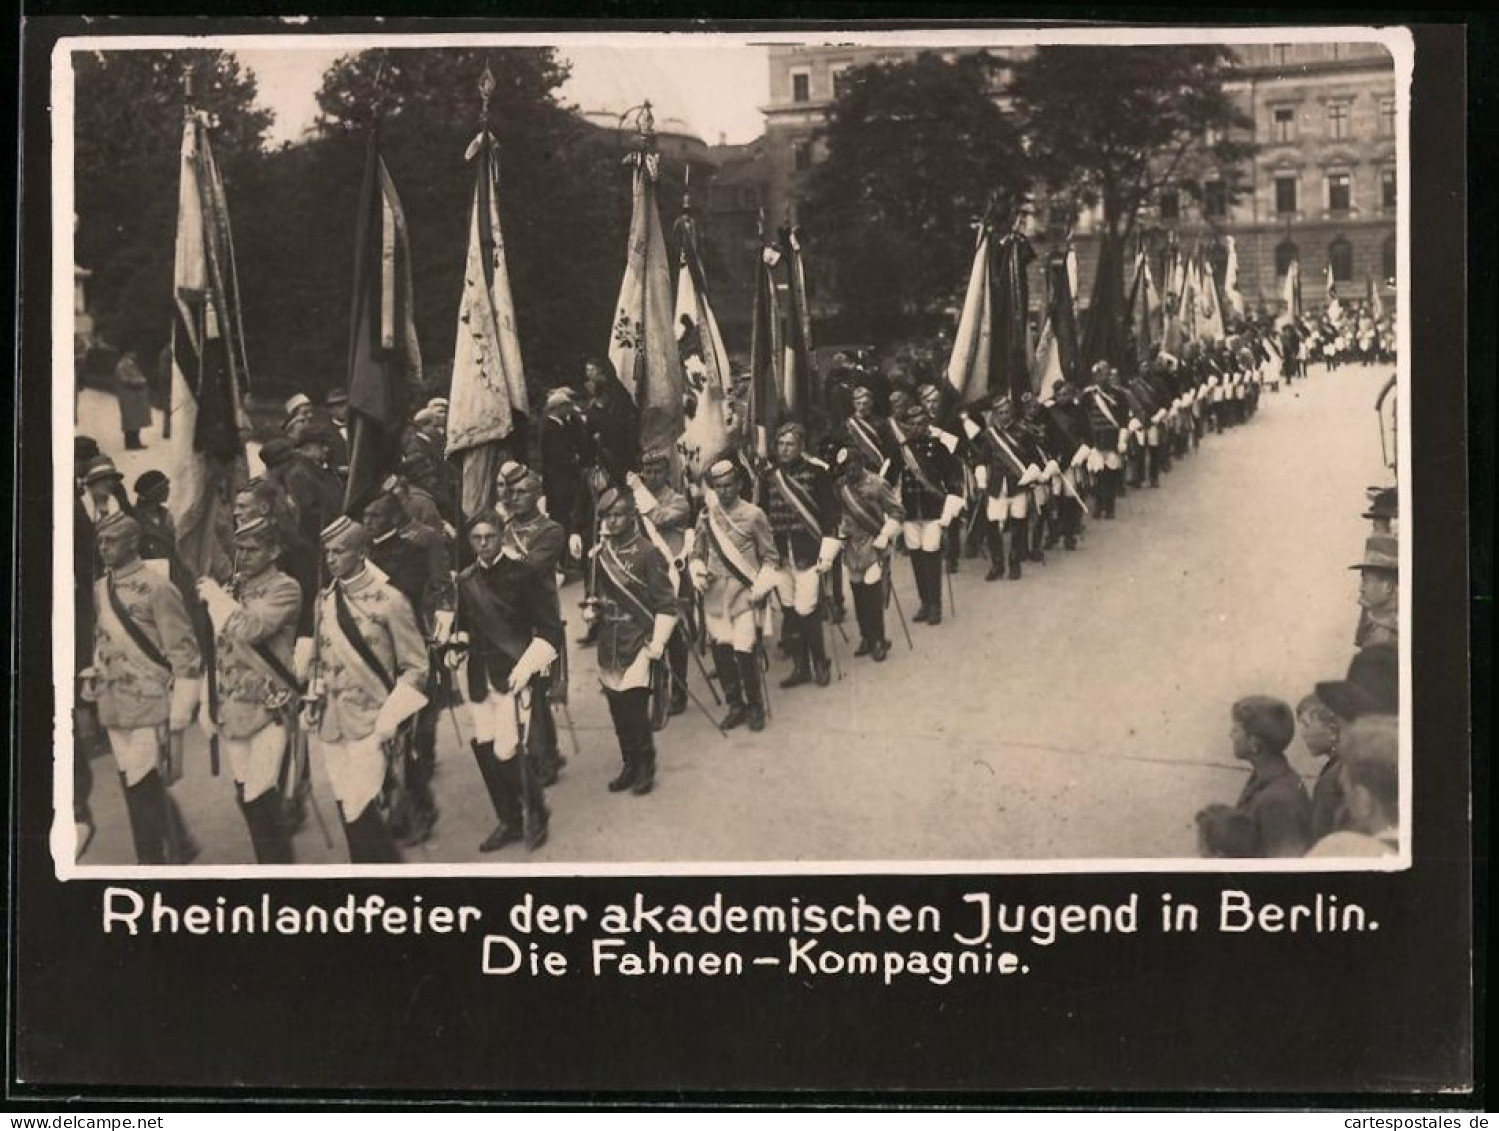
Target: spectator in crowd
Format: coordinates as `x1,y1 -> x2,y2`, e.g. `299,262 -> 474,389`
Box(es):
1306,715 -> 1399,858
1297,692 -> 1346,842
1197,696 -> 1311,858
114,346 -> 153,451
1351,533 -> 1399,649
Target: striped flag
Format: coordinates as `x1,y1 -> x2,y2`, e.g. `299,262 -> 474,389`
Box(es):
446,126 -> 528,522
945,221 -> 994,406
167,107 -> 251,582
1034,246 -> 1081,398
673,190 -> 733,480
608,143 -> 686,466
1223,235 -> 1246,320
1126,250 -> 1162,371
780,224 -> 817,427
746,222 -> 784,457
344,124 -> 423,516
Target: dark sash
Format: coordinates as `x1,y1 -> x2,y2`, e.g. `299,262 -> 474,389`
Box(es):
770,468 -> 824,540
458,568 -> 526,667
984,426 -> 1029,481
106,578 -> 171,674
895,432 -> 945,498
249,638 -> 303,696
600,545 -> 656,632
838,482 -> 885,537
848,417 -> 886,466
333,582 -> 394,693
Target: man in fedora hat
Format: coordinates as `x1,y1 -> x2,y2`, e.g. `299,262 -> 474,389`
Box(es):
1351,533 -> 1399,649
80,455 -> 129,528
1363,486 -> 1398,535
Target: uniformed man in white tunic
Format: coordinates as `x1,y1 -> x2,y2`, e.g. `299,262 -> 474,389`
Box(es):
82,512 -> 202,864
197,516 -> 302,863
307,516 -> 429,863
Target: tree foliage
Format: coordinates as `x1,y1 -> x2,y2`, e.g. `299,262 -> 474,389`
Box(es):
1009,46 -> 1256,361
73,49 -> 272,365
802,52 -> 1029,341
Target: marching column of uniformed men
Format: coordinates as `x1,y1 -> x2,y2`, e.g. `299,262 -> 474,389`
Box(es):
78,325 -> 1294,865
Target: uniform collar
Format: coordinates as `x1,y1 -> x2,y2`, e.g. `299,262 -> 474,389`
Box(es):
338,564 -> 375,593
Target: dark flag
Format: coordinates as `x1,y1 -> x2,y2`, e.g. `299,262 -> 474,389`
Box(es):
746,216 -> 785,457
168,104 -> 251,581
993,227 -> 1035,405
1048,245 -> 1082,385
343,124 -> 423,517
1081,234 -> 1125,373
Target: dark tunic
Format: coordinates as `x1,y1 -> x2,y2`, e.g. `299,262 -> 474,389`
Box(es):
455,555 -> 564,700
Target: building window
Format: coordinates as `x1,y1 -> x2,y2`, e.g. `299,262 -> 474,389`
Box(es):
831,64 -> 855,99
1327,171 -> 1352,213
1327,101 -> 1350,140
1382,235 -> 1397,283
1379,96 -> 1396,136
791,71 -> 810,103
1328,237 -> 1354,282
1203,179 -> 1228,219
792,140 -> 812,172
1275,239 -> 1299,278
1272,106 -> 1296,143
1274,174 -> 1298,215
1158,187 -> 1180,221
1381,167 -> 1396,210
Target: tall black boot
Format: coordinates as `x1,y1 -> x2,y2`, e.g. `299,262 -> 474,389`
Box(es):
518,755 -> 550,848
162,788 -> 200,864
922,551 -> 943,625
851,582 -> 875,653
779,610 -> 811,688
1099,469 -> 1118,519
713,643 -> 747,729
828,559 -> 848,624
239,788 -> 294,864
944,525 -> 961,574
471,739 -> 507,822
667,630 -> 689,715
985,521 -> 1006,581
910,554 -> 931,622
480,754 -> 525,852
341,801 -> 400,864
1009,517 -> 1028,579
121,770 -> 169,865
803,608 -> 831,686
737,651 -> 766,731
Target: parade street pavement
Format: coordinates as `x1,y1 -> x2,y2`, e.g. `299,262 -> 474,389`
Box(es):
71,363 -> 1396,868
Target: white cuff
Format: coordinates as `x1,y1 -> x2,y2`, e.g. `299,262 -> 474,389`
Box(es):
431,609 -> 455,644
648,613 -> 677,657
940,495 -> 964,526
1019,465 -> 1042,487
169,677 -> 201,731
879,518 -> 903,544
974,464 -> 989,490
197,579 -> 238,633
375,681 -> 429,736
818,537 -> 842,568
751,566 -> 777,599
509,636 -> 559,690
961,417 -> 981,441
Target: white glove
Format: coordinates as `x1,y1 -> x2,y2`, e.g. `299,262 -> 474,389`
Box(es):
689,559 -> 709,590
293,637 -> 315,681
1116,432 -> 1130,455
1070,445 -> 1091,469
431,609 -> 455,646
169,677 -> 201,733
939,494 -> 964,527
877,518 -> 901,550
568,533 -> 583,559
1019,464 -> 1042,488
974,464 -> 990,490
625,470 -> 643,489
815,536 -> 841,574
504,636 -> 559,693
961,417 -> 981,441
373,681 -> 429,743
443,631 -> 470,670
644,613 -> 676,661
1043,459 -> 1061,481
196,578 -> 238,633
750,567 -> 777,601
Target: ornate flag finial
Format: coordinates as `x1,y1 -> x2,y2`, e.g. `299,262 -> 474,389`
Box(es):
479,62 -> 495,121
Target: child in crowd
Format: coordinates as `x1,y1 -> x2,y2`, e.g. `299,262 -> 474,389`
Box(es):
1306,715 -> 1399,858
1298,692 -> 1346,842
1197,696 -> 1311,858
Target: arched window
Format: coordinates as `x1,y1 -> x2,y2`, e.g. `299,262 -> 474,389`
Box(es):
1382,234 -> 1397,283
1328,236 -> 1354,282
1275,239 -> 1299,277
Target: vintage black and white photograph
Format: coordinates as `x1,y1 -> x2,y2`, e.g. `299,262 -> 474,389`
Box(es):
52,27 -> 1412,875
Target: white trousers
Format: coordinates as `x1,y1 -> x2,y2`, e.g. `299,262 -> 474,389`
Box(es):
902,519 -> 944,553
225,723 -> 286,803
107,727 -> 160,787
704,608 -> 758,651
773,565 -> 822,616
467,693 -> 524,762
321,734 -> 386,818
